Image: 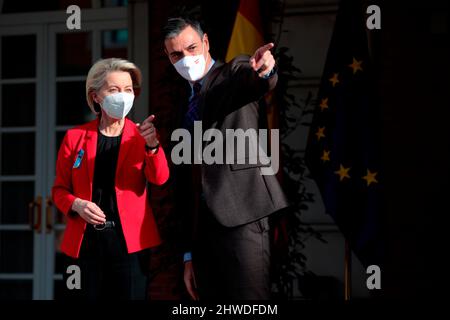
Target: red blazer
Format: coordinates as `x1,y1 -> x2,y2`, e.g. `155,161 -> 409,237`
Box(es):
52,118 -> 169,258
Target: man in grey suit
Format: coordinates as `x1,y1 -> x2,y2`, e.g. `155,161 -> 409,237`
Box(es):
163,17 -> 289,300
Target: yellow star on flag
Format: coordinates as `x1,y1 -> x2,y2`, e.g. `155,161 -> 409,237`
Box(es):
335,164 -> 351,181
315,127 -> 326,141
319,98 -> 329,111
349,57 -> 363,74
329,73 -> 340,87
362,169 -> 378,186
321,150 -> 331,163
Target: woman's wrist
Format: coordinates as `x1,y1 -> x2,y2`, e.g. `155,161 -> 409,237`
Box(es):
145,141 -> 160,151
71,198 -> 82,214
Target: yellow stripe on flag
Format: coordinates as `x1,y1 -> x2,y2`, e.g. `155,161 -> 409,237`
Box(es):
226,0 -> 282,182
226,12 -> 264,62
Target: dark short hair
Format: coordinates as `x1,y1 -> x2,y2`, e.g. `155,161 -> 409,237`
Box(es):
162,17 -> 204,40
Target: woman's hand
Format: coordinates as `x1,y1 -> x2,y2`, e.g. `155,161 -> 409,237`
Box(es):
136,114 -> 159,149
71,198 -> 106,225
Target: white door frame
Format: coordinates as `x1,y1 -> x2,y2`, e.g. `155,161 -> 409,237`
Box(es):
0,4 -> 150,124
45,18 -> 128,300
0,23 -> 46,300
1,3 -> 150,299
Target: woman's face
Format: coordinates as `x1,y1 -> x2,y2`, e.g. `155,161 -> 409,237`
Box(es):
93,71 -> 134,105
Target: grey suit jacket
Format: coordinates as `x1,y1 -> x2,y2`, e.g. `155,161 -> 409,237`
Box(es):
179,55 -> 289,227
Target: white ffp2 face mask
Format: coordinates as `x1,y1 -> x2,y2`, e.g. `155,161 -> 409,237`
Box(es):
173,42 -> 206,81
100,92 -> 135,119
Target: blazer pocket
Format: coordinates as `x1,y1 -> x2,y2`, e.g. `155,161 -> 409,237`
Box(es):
229,156 -> 271,171
229,163 -> 271,171
248,217 -> 270,234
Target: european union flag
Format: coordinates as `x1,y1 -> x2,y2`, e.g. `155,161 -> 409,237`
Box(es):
305,0 -> 383,268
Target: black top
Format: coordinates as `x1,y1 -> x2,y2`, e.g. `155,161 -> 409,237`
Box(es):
91,130 -> 122,222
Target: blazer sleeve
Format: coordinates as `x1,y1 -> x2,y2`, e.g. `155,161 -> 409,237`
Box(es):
143,146 -> 170,185
229,55 -> 278,104
51,132 -> 77,216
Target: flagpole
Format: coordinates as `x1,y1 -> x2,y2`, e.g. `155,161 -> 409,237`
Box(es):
344,240 -> 352,300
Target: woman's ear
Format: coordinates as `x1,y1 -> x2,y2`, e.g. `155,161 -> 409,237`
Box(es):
91,92 -> 101,113
92,92 -> 100,105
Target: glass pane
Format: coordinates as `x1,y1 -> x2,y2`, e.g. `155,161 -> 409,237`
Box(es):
57,32 -> 92,76
55,209 -> 67,225
0,181 -> 34,224
101,0 -> 128,7
102,29 -> 128,59
55,131 -> 68,164
0,231 -> 33,273
1,133 -> 35,175
56,81 -> 95,126
54,279 -> 66,301
2,0 -> 91,13
1,35 -> 36,79
55,131 -> 66,161
1,83 -> 36,127
54,228 -> 66,275
0,280 -> 32,300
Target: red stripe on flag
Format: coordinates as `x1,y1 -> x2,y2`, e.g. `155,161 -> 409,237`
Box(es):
238,0 -> 263,32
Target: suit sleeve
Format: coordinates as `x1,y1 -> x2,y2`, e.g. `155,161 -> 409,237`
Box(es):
229,55 -> 278,105
51,132 -> 77,216
143,146 -> 170,185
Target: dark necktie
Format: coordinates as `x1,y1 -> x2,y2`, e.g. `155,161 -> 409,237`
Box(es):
183,82 -> 202,130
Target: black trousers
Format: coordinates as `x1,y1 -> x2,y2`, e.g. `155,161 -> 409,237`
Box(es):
193,201 -> 271,300
62,224 -> 151,300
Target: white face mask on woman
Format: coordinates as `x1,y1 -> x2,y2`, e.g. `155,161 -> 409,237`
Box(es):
173,42 -> 206,82
100,92 -> 135,119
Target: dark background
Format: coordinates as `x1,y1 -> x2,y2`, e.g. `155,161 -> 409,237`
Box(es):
380,0 -> 449,298
147,0 -> 450,299
0,0 -> 448,300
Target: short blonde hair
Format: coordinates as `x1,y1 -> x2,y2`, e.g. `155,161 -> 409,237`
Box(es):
85,58 -> 142,113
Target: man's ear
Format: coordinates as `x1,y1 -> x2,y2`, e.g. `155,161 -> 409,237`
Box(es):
203,33 -> 209,52
163,42 -> 171,57
163,45 -> 173,63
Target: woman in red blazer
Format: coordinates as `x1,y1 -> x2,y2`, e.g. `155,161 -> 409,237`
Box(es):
52,58 -> 169,300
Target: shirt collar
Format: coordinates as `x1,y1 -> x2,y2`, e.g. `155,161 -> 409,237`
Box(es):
189,58 -> 216,91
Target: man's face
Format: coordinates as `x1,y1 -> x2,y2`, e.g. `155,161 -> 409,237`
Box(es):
164,25 -> 209,65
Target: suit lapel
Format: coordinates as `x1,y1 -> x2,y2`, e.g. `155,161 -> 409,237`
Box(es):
85,119 -> 99,200
198,60 -> 223,126
115,118 -> 135,180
